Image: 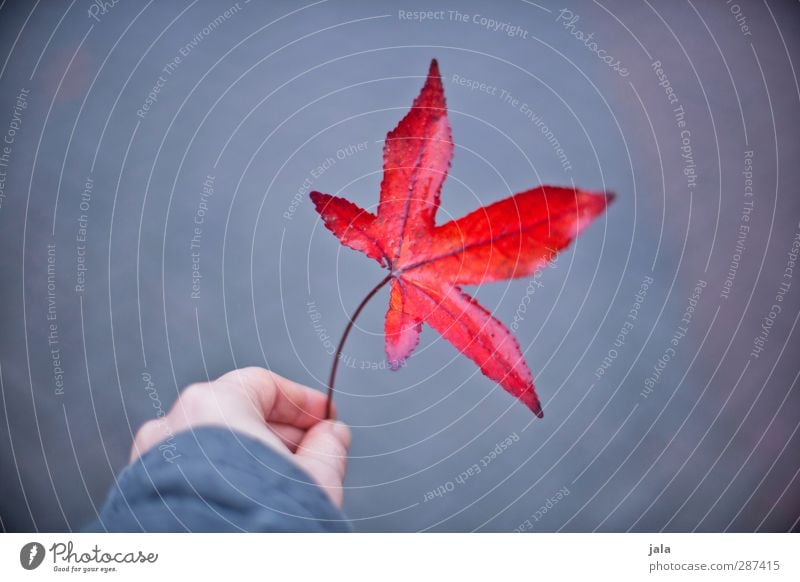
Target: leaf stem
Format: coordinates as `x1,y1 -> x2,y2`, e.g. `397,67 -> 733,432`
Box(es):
326,274 -> 394,419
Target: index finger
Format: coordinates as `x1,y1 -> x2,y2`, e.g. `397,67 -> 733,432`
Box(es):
215,367 -> 331,428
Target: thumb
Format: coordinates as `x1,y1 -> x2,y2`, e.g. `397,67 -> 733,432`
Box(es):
294,420 -> 351,507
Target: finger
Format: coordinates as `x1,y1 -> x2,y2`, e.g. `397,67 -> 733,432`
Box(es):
294,420 -> 351,507
267,422 -> 306,453
265,370 -> 330,426
216,367 -> 328,428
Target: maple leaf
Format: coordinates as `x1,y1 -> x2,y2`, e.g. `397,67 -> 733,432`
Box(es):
310,60 -> 613,417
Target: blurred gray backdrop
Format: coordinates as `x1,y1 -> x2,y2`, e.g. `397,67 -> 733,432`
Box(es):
0,0 -> 799,532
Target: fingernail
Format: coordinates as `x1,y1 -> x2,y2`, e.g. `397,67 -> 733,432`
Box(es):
328,420 -> 350,439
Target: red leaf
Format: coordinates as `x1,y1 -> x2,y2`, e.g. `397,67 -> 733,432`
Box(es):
310,60 -> 613,417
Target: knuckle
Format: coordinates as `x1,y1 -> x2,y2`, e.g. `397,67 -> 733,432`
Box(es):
176,382 -> 215,414
179,382 -> 209,402
216,367 -> 275,397
134,419 -> 162,448
224,368 -> 277,406
238,367 -> 275,389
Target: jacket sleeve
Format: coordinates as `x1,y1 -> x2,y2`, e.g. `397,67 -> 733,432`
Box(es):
84,427 -> 351,532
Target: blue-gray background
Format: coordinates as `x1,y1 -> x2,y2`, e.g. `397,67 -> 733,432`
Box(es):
0,0 -> 798,532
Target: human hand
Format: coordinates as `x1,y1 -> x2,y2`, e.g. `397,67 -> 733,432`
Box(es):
130,367 -> 351,506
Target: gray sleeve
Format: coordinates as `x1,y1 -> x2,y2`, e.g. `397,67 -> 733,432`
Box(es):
84,427 -> 350,532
